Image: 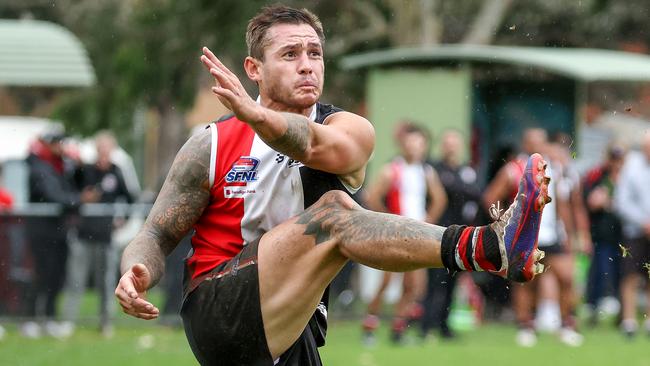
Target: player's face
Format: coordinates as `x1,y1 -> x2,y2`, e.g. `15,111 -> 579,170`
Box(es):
49,141 -> 64,157
96,139 -> 114,170
257,23 -> 324,110
401,132 -> 428,162
441,132 -> 462,159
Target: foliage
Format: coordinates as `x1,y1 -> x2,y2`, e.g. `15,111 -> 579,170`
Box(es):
4,0 -> 650,159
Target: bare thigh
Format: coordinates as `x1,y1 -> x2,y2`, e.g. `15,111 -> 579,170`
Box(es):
257,189 -> 445,358
257,191 -> 356,359
546,254 -> 575,289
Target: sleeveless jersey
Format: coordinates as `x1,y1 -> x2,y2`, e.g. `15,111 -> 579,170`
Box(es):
384,157 -> 429,221
186,103 -> 359,348
188,102 -> 358,279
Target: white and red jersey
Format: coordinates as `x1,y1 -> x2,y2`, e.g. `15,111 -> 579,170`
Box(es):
187,103 -> 359,280
384,157 -> 430,221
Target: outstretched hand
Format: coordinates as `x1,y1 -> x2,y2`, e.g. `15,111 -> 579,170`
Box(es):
115,263 -> 160,320
200,46 -> 262,124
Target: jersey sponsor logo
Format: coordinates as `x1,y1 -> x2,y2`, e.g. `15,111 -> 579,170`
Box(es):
223,186 -> 256,198
226,156 -> 260,182
275,153 -> 302,168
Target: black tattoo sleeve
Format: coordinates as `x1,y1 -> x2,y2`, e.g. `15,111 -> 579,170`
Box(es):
268,112 -> 311,159
296,201 -> 446,246
120,130 -> 212,288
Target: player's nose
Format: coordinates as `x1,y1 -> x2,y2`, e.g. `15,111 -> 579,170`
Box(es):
297,53 -> 313,74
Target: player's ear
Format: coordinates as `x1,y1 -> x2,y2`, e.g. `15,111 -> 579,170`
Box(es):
244,56 -> 262,83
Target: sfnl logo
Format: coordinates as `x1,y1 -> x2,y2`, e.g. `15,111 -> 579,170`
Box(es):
226,156 -> 260,183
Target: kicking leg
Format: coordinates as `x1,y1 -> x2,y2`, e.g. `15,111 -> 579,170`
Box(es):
258,190 -> 445,357
259,153 -> 550,358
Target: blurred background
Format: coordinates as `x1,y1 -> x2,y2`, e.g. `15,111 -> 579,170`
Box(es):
1,0 -> 649,365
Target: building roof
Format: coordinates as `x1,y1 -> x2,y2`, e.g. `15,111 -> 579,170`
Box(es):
0,19 -> 95,87
341,45 -> 650,82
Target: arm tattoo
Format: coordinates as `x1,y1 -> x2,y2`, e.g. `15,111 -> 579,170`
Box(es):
296,202 -> 446,246
268,112 -> 311,159
121,131 -> 211,287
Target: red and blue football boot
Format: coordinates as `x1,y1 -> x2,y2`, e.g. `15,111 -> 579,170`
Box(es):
489,153 -> 551,282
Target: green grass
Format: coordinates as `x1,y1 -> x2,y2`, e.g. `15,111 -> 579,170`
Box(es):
0,291 -> 647,365
322,322 -> 650,366
0,320 -> 648,366
0,326 -> 194,366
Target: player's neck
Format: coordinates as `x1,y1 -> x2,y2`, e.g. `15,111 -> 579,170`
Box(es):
402,155 -> 421,165
444,155 -> 459,168
258,96 -> 314,118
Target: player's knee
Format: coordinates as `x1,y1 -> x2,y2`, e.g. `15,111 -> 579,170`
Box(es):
317,190 -> 358,211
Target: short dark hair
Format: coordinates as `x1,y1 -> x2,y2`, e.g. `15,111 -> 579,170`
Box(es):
246,4 -> 325,61
395,120 -> 431,145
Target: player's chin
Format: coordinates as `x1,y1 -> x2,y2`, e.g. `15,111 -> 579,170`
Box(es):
292,91 -> 320,107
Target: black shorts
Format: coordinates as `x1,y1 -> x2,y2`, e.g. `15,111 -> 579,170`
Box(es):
181,239 -> 323,366
621,236 -> 650,278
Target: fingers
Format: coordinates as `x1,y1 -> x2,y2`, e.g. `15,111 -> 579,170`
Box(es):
201,54 -> 240,97
209,68 -> 237,91
116,275 -> 138,301
121,301 -> 159,317
200,54 -> 217,71
115,267 -> 159,320
120,303 -> 160,320
202,47 -> 235,78
116,287 -> 160,320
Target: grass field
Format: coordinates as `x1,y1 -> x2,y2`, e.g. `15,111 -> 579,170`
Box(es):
1,291 -> 648,365
1,319 -> 648,366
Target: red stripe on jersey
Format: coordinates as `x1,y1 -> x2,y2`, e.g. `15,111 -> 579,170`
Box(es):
385,162 -> 402,215
187,116 -> 256,279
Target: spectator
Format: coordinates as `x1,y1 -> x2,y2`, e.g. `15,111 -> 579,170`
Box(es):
361,122 -> 447,344
61,131 -> 133,338
583,142 -> 626,325
533,138 -> 588,344
22,127 -> 94,339
421,129 -> 480,340
0,165 -> 12,210
614,133 -> 650,338
0,164 -> 13,340
483,128 -> 583,347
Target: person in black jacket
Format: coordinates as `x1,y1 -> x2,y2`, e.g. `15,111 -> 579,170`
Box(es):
22,128 -> 96,339
583,143 -> 626,325
61,131 -> 134,338
421,129 -> 481,340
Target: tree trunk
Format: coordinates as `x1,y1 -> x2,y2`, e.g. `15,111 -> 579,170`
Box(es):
461,0 -> 513,45
154,99 -> 186,189
420,0 -> 442,46
386,0 -> 442,46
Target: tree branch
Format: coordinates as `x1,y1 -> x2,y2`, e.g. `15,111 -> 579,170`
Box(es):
326,0 -> 388,56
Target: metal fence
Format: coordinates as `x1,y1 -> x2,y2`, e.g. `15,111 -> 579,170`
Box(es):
0,203 -> 152,316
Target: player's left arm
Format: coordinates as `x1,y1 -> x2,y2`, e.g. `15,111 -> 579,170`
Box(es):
424,166 -> 447,224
